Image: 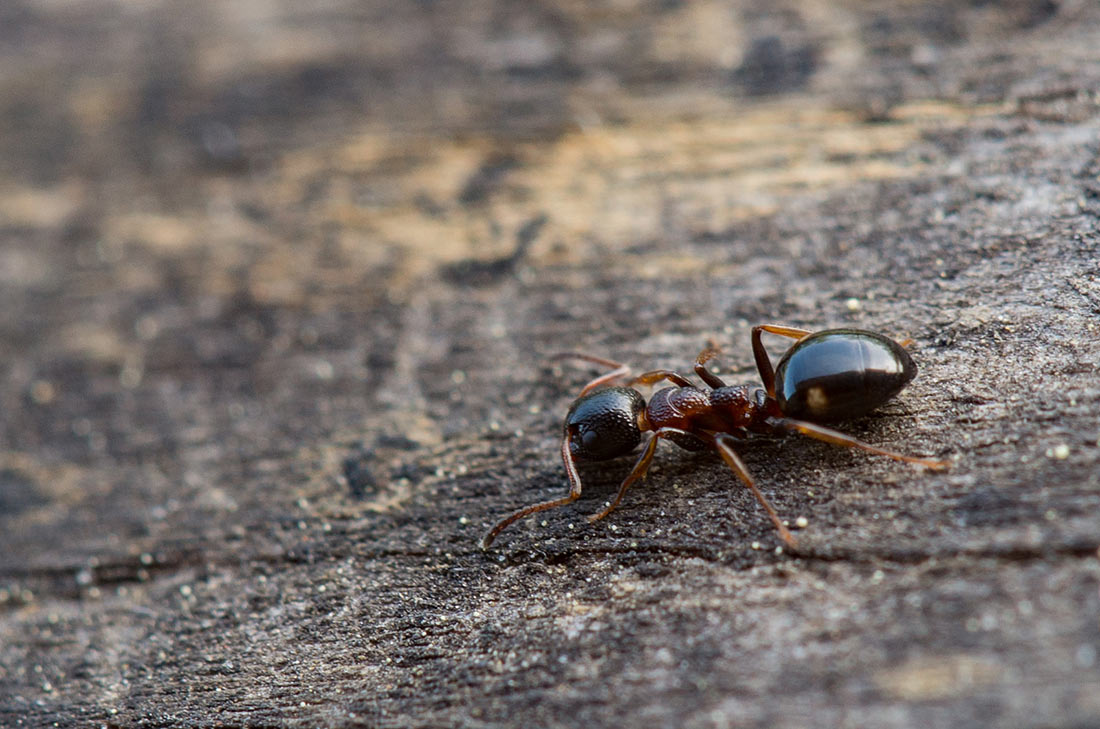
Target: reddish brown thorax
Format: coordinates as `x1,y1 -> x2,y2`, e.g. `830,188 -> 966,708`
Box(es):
646,385 -> 781,437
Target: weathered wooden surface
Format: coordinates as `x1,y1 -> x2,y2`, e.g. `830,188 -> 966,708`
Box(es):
2,1 -> 1100,727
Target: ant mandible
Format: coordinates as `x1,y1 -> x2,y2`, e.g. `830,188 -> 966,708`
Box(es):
482,325 -> 947,550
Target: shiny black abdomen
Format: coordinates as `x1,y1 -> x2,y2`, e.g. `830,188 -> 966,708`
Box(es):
773,329 -> 916,421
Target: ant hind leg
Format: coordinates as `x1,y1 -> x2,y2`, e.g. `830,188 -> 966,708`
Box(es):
770,417 -> 947,469
751,325 -> 814,398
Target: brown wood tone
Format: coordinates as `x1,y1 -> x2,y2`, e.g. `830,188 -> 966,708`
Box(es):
2,2 -> 1099,727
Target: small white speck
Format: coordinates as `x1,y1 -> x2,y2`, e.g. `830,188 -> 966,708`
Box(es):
1046,444 -> 1070,460
450,370 -> 466,384
312,360 -> 334,380
845,297 -> 861,311
795,516 -> 809,529
459,516 -> 469,525
120,361 -> 144,388
750,541 -> 761,550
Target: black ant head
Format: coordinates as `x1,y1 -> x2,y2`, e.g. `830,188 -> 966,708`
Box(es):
563,386 -> 647,462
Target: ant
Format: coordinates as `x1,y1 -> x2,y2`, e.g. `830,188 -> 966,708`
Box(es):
482,325 -> 947,550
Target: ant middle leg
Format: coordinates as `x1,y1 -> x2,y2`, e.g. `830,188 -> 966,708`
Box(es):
770,417 -> 947,469
713,433 -> 798,548
693,342 -> 728,389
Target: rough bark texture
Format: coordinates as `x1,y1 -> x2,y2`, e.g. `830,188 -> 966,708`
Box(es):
2,2 -> 1099,727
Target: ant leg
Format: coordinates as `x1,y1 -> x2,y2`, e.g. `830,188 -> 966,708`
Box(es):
714,433 -> 798,548
754,325 -> 814,339
482,431 -> 586,548
769,417 -> 948,469
550,352 -> 632,397
588,432 -> 660,522
632,340 -> 727,391
694,343 -> 727,389
629,369 -> 694,389
751,325 -> 814,398
588,427 -> 698,523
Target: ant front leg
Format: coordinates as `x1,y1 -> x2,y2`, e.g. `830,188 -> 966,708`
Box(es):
550,352 -> 632,397
626,341 -> 727,391
588,427 -> 700,523
713,433 -> 798,548
482,431 -> 586,548
629,369 -> 695,389
751,325 -> 813,397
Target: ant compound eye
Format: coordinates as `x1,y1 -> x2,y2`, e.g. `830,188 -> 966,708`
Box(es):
580,428 -> 601,451
564,386 -> 646,461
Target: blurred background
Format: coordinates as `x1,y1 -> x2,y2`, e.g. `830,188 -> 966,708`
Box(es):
4,0 -> 1090,455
